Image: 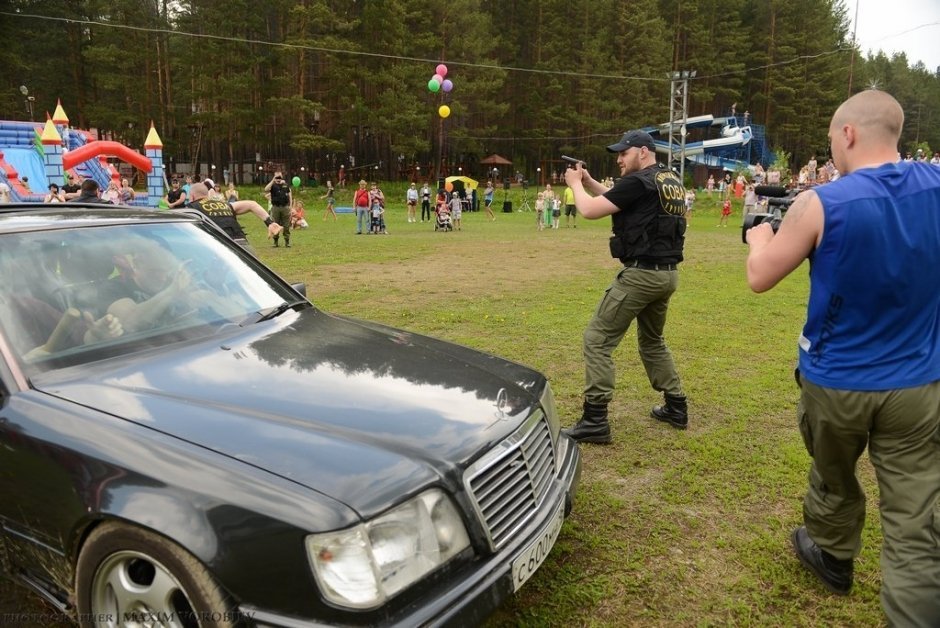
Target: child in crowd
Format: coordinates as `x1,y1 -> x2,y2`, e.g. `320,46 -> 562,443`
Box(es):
103,180 -> 121,204
535,192 -> 545,231
684,189 -> 695,219
370,194 -> 384,234
435,189 -> 447,219
44,183 -> 64,203
321,180 -> 337,221
290,200 -> 308,230
406,182 -> 419,223
551,197 -> 561,229
226,182 -> 239,202
449,192 -> 463,231
718,198 -> 732,227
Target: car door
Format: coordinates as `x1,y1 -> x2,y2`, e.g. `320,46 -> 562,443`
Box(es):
0,362 -> 92,596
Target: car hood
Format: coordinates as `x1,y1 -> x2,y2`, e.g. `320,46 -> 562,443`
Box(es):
34,307 -> 545,517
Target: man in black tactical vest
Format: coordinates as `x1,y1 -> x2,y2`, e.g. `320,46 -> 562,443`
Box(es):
186,182 -> 282,251
561,130 -> 688,444
264,172 -> 293,247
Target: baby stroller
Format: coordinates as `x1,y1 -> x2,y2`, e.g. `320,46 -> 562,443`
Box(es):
434,205 -> 453,232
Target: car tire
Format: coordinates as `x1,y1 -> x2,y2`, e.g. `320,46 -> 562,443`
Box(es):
75,522 -> 237,628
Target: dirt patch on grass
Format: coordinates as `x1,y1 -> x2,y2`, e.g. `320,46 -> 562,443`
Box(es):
313,229 -> 610,307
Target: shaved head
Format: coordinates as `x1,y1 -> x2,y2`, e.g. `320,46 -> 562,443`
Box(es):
189,182 -> 209,200
828,90 -> 904,174
831,90 -> 904,146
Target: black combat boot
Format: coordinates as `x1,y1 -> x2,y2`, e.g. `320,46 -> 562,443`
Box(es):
651,393 -> 688,430
791,527 -> 853,595
285,236 -> 291,248
272,236 -> 280,248
561,402 -> 612,444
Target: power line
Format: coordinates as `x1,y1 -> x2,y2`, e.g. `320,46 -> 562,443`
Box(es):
0,11 -> 660,82
0,9 -> 874,83
694,47 -> 852,80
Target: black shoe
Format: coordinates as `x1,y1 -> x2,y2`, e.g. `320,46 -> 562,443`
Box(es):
285,241 -> 291,248
651,393 -> 688,429
561,402 -> 612,444
272,239 -> 279,248
791,527 -> 853,595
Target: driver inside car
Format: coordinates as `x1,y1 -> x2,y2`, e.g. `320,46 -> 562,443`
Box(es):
102,239 -> 239,334
0,247 -> 124,361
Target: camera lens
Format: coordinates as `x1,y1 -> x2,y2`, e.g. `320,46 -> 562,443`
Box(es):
741,213 -> 782,244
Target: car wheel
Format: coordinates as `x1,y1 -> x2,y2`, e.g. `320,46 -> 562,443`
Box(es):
75,522 -> 236,628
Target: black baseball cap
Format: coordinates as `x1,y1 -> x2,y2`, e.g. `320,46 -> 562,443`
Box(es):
607,130 -> 656,153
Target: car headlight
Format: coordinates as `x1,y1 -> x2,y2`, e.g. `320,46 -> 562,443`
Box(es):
306,489 -> 471,609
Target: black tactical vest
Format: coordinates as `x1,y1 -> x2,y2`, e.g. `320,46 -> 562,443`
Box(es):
609,165 -> 686,264
188,199 -> 246,240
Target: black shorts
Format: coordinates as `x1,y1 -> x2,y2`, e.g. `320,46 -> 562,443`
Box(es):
565,204 -> 576,216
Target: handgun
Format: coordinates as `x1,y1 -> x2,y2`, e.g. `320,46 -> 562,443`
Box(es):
561,155 -> 585,167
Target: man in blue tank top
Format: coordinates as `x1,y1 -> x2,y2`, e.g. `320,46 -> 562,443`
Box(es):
745,90 -> 940,626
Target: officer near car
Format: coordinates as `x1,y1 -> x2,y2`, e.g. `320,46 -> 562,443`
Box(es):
562,130 -> 688,444
185,182 -> 282,251
264,171 -> 293,248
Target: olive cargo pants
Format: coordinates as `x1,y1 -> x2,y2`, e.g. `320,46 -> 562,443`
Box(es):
798,379 -> 940,627
583,266 -> 683,406
271,205 -> 291,241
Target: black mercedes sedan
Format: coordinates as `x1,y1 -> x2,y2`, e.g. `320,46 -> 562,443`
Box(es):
0,205 -> 581,626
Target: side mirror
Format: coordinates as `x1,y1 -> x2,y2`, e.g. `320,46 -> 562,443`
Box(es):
290,282 -> 307,298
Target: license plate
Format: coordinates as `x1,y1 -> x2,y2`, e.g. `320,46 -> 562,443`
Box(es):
510,501 -> 564,592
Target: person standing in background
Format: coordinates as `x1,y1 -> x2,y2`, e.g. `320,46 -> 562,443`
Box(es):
264,171 -> 293,247
62,174 -> 81,200
483,180 -> 496,221
321,180 -> 337,221
420,182 -> 432,222
406,182 -> 419,223
564,184 -> 576,227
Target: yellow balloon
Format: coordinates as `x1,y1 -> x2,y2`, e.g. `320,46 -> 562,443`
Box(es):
438,105 -> 451,118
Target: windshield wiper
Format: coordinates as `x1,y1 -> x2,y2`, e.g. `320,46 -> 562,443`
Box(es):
239,300 -> 306,326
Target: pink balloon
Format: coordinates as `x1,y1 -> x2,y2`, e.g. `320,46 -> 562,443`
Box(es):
432,73 -> 443,84
442,79 -> 453,93
436,64 -> 448,78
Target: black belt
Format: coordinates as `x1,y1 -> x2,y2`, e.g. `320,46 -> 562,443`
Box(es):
625,259 -> 677,271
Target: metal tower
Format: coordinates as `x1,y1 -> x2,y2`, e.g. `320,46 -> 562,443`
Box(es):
667,70 -> 695,182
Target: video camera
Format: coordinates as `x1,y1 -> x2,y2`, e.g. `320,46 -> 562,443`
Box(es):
741,185 -> 799,243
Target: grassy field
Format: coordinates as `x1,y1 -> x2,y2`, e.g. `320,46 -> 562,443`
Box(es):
3,182 -> 886,625
243,182 -> 885,627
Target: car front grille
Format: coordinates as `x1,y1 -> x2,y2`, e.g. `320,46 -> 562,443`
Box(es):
464,413 -> 556,550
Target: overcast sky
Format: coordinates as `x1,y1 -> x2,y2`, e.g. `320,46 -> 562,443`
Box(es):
850,0 -> 940,72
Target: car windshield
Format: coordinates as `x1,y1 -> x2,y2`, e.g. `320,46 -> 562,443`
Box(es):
0,221 -> 301,375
